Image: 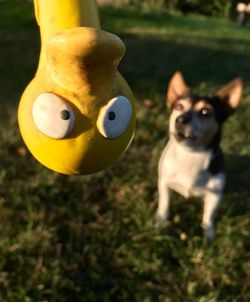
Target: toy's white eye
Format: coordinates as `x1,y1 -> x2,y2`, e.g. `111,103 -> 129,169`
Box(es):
97,96 -> 132,139
32,93 -> 75,139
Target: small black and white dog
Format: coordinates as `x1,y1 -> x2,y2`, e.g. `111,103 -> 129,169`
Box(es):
156,71 -> 243,239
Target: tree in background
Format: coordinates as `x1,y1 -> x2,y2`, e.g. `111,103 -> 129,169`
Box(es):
99,0 -> 241,18
164,0 -> 240,18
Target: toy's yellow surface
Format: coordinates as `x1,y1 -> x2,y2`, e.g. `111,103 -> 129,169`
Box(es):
18,0 -> 136,175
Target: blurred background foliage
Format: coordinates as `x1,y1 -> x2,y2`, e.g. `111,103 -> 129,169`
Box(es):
100,0 -> 240,18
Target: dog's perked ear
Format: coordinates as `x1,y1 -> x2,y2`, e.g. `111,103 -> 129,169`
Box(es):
215,77 -> 243,115
167,71 -> 190,107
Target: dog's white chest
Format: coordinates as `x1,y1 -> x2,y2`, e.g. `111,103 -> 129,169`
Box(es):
159,140 -> 212,198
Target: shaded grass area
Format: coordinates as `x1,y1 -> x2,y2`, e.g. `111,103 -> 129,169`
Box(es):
0,1 -> 39,104
0,1 -> 250,301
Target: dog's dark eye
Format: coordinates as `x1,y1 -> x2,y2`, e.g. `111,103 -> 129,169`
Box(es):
174,102 -> 184,111
200,108 -> 212,117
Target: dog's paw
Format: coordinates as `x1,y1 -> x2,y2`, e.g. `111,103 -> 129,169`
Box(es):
154,213 -> 169,227
202,224 -> 216,240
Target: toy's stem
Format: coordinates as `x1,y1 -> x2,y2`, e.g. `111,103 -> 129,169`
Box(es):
34,0 -> 101,71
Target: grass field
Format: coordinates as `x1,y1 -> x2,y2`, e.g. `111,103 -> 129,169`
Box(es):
0,1 -> 250,301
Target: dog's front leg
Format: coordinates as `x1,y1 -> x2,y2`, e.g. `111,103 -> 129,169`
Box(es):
202,191 -> 222,240
202,173 -> 225,239
156,178 -> 171,224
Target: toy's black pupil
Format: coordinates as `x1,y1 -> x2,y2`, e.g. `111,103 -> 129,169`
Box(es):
108,111 -> 116,121
60,110 -> 70,120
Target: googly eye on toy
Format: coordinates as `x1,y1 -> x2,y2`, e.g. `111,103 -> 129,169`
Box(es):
32,93 -> 75,139
97,96 -> 133,139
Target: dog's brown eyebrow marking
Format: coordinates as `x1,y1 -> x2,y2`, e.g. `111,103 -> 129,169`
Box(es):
172,97 -> 214,113
171,97 -> 192,111
171,95 -> 191,109
193,100 -> 214,110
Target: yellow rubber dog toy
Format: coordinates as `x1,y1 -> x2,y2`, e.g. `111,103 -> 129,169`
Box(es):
18,0 -> 136,175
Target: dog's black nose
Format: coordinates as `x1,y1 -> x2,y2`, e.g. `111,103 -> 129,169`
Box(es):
176,112 -> 192,125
